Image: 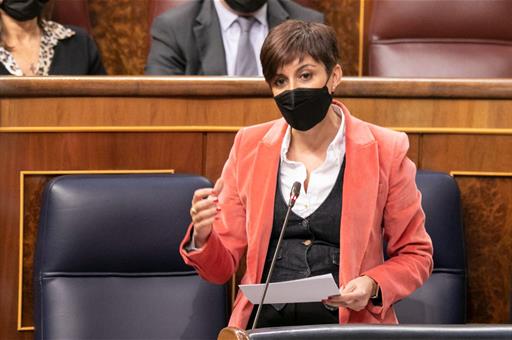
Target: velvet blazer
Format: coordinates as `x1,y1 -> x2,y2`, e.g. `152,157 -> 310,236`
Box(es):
180,101 -> 433,328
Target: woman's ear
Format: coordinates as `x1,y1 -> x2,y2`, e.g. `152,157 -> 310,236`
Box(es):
330,64 -> 343,93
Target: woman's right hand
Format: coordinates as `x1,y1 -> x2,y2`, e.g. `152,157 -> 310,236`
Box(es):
190,179 -> 224,248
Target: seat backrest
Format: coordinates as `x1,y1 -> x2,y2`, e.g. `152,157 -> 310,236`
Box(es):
34,174 -> 227,340
393,170 -> 466,323
50,0 -> 92,33
365,0 -> 512,77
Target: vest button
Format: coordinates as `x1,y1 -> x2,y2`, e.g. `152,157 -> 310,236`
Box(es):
301,219 -> 309,227
302,239 -> 312,246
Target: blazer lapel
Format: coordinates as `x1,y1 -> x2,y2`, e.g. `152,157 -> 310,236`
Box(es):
247,120 -> 287,283
266,0 -> 289,29
338,103 -> 380,286
193,0 -> 227,75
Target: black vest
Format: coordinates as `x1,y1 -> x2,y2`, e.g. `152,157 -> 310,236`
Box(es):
262,159 -> 345,286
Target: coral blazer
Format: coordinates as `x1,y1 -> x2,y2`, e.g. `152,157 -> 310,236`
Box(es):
180,101 -> 433,329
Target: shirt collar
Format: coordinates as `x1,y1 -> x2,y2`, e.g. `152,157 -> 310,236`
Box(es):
213,0 -> 268,32
280,103 -> 346,163
41,19 -> 75,40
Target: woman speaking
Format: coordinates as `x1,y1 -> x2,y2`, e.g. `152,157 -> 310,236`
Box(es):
180,20 -> 433,329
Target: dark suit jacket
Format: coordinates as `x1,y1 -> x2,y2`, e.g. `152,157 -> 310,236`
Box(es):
144,0 -> 324,75
0,26 -> 106,76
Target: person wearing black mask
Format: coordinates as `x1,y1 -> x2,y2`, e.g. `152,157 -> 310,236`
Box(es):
180,20 -> 433,329
145,0 -> 323,75
0,0 -> 106,75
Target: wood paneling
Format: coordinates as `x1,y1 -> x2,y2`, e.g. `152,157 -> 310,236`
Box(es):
1,78 -> 512,338
0,97 -> 280,129
205,133 -> 237,181
406,134 -> 420,166
88,0 -> 150,75
346,98 -> 512,129
3,95 -> 511,131
21,175 -> 49,327
455,176 -> 512,323
421,135 -> 512,173
2,77 -> 512,98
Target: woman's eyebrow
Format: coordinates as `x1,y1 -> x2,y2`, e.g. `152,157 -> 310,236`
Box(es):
273,63 -> 317,79
296,64 -> 317,72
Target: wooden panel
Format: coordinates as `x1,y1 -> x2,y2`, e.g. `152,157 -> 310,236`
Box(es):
406,134 -> 420,166
205,133 -> 237,181
345,98 -> 512,129
3,96 -> 512,130
89,0 -> 150,75
2,77 -> 512,98
0,97 -> 280,129
21,175 -> 49,328
421,135 -> 512,172
454,175 -> 512,323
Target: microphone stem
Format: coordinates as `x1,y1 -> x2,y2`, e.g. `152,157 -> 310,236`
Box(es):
251,199 -> 295,330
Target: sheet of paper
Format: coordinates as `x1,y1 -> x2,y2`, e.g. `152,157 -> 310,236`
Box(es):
239,274 -> 340,304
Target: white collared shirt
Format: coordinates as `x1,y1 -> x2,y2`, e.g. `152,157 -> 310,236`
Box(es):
279,105 -> 346,218
212,0 -> 268,76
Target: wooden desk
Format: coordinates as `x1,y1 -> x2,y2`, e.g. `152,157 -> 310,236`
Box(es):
1,77 -> 511,339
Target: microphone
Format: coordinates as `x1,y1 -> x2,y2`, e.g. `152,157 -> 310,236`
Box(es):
251,181 -> 301,330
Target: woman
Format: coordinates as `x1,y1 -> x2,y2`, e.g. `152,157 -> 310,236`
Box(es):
0,0 -> 105,76
180,20 -> 433,328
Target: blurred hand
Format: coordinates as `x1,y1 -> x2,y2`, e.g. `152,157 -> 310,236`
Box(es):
322,275 -> 377,311
190,178 -> 224,248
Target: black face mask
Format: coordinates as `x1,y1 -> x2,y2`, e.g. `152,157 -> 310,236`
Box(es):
0,0 -> 48,21
224,0 -> 267,14
274,85 -> 333,131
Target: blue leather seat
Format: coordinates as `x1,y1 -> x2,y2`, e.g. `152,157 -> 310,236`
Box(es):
34,174 -> 227,340
394,170 -> 466,323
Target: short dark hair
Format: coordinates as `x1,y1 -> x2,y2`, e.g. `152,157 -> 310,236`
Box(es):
260,20 -> 340,83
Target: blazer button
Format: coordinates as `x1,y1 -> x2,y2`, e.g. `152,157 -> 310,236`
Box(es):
302,239 -> 312,246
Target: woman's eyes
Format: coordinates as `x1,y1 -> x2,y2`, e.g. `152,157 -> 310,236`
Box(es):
299,72 -> 312,80
272,72 -> 313,88
273,78 -> 286,87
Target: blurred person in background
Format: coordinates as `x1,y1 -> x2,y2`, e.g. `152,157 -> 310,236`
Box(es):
0,0 -> 105,76
145,0 -> 323,76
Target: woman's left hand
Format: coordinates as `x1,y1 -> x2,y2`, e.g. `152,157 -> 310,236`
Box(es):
322,275 -> 377,311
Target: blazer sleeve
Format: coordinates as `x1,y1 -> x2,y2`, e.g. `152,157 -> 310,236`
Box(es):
85,33 -> 106,75
179,129 -> 248,284
363,133 -> 434,318
145,15 -> 186,75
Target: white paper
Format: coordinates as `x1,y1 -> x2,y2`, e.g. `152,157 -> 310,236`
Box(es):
239,274 -> 340,304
